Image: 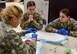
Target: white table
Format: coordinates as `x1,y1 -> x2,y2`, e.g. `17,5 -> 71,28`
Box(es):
13,25 -> 77,54
36,31 -> 77,54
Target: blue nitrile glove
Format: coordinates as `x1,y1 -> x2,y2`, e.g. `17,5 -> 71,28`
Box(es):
57,28 -> 69,35
25,28 -> 37,34
32,33 -> 38,40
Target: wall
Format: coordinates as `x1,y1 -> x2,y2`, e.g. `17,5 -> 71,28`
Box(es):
48,0 -> 77,23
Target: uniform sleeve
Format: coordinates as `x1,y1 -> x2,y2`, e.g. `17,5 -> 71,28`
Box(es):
69,19 -> 77,37
4,30 -> 36,54
17,31 -> 25,37
32,14 -> 43,30
25,40 -> 36,54
20,13 -> 30,30
0,30 -> 11,54
45,19 -> 59,32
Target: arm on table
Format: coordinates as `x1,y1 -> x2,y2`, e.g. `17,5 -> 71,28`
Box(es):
45,19 -> 59,32
20,13 -> 30,30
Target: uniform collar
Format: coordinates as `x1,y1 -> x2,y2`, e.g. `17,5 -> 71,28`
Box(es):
59,18 -> 71,28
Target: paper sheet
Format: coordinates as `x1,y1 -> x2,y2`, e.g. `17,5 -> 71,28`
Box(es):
37,31 -> 67,42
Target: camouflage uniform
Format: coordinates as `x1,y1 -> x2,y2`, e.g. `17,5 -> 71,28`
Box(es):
0,23 -> 36,54
45,18 -> 77,37
20,12 -> 43,30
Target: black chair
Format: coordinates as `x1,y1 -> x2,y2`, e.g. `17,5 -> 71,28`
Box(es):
42,19 -> 46,25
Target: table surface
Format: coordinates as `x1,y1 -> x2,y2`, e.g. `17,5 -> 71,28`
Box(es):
8,24 -> 77,54
36,31 -> 77,54
42,36 -> 77,54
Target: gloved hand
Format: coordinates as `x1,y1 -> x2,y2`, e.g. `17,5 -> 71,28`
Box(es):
25,28 -> 37,34
32,33 -> 38,40
57,28 -> 69,35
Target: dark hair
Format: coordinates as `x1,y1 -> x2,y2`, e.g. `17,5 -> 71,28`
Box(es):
60,9 -> 71,17
27,1 -> 36,8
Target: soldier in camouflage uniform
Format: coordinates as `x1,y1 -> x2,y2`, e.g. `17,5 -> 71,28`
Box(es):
0,5 -> 36,54
20,1 -> 43,30
45,9 -> 77,37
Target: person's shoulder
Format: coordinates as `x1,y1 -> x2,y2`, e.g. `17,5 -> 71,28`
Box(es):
24,12 -> 29,16
2,23 -> 13,32
34,12 -> 41,17
35,12 -> 40,15
23,12 -> 29,19
0,29 -> 5,42
5,30 -> 18,40
52,18 -> 60,22
70,18 -> 76,21
70,18 -> 77,22
69,18 -> 77,24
